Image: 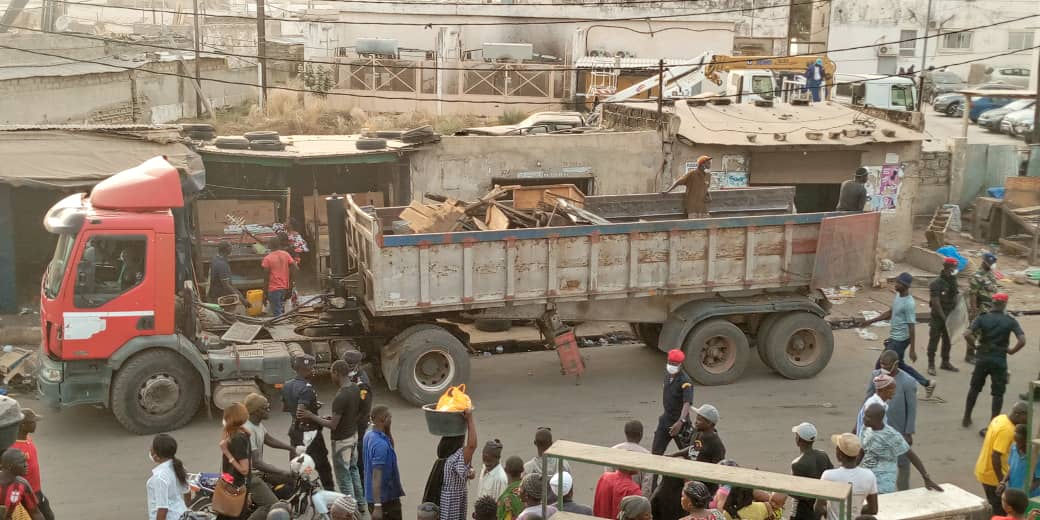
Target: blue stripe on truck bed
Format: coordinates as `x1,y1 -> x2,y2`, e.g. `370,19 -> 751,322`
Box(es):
380,211 -> 845,247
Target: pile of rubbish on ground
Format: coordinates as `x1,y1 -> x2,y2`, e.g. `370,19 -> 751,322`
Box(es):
394,184 -> 609,234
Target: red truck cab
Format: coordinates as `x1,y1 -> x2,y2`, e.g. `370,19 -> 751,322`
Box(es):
38,157 -> 208,431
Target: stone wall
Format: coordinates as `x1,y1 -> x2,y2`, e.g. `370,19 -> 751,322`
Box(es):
913,150 -> 952,217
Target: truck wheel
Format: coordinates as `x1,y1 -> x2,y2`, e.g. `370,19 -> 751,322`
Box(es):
632,323 -> 662,349
682,319 -> 750,386
395,325 -> 470,406
764,312 -> 834,379
755,313 -> 784,371
110,350 -> 203,434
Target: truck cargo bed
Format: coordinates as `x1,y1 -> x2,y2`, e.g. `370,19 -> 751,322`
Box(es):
346,190 -> 877,318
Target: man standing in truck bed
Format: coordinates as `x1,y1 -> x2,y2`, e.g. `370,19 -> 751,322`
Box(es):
262,238 -> 296,317
664,155 -> 712,218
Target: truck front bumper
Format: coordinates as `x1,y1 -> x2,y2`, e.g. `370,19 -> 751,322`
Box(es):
36,353 -> 110,408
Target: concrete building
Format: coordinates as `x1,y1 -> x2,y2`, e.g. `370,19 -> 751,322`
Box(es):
0,33 -> 257,124
819,0 -> 1037,79
286,0 -> 797,115
603,100 -> 929,260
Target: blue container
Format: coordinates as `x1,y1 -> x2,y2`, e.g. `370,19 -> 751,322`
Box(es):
987,187 -> 1005,199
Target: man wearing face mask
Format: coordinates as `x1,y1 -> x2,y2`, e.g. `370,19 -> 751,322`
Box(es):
343,350 -> 373,489
651,349 -> 694,455
968,253 -> 1000,364
928,257 -> 961,376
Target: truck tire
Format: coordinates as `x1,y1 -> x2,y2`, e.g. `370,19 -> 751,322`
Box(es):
110,350 -> 203,434
632,323 -> 662,349
754,313 -> 784,371
356,137 -> 387,150
244,130 -> 280,141
681,319 -> 750,386
394,325 -> 470,406
474,319 -> 512,332
764,312 -> 834,380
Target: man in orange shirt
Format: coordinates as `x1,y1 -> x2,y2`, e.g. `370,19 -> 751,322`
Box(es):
262,238 -> 297,317
594,467 -> 642,519
11,409 -> 53,520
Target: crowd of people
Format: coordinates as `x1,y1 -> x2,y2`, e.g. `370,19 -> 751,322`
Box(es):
141,250 -> 1036,520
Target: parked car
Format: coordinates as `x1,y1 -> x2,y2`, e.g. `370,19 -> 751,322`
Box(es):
1004,108 -> 1037,137
456,112 -> 587,136
991,67 -> 1031,88
931,82 -> 1022,116
921,70 -> 965,102
978,99 -> 1035,132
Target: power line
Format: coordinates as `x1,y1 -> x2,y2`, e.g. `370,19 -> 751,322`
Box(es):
41,0 -> 831,26
3,12 -> 1036,74
0,40 -> 1035,106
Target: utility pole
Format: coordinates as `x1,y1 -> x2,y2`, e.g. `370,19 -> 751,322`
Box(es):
192,0 -> 202,117
256,0 -> 268,111
916,0 -> 933,110
657,59 -> 665,116
1032,43 -> 1039,147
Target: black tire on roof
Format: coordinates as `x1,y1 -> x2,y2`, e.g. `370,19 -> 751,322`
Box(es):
214,136 -> 251,149
244,130 -> 280,141
249,139 -> 286,151
356,137 -> 387,150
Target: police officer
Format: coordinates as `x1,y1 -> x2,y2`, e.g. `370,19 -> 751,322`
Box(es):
343,350 -> 372,488
967,253 -> 1000,363
961,293 -> 1026,428
651,349 -> 694,455
283,353 -> 335,490
928,257 -> 961,375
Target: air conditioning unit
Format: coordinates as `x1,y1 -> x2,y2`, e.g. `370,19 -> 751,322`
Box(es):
876,44 -> 898,56
356,38 -> 399,58
482,43 -> 534,62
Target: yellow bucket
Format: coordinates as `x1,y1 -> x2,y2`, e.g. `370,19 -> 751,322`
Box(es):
246,289 -> 264,316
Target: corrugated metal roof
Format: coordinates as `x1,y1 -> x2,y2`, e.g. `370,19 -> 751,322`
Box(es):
662,100 -> 924,147
574,56 -> 704,70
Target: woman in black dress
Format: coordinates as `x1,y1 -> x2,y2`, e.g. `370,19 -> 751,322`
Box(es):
218,403 -> 253,520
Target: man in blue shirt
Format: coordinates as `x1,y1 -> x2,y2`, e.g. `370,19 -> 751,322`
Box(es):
863,272 -> 935,397
365,405 -> 404,520
1001,424 -> 1040,497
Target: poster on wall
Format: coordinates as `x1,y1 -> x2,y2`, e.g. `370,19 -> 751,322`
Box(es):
863,164 -> 903,211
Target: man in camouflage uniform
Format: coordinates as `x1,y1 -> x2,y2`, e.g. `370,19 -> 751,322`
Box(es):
967,252 -> 1000,364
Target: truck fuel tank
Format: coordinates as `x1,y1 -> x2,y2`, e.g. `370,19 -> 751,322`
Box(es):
207,341 -> 301,386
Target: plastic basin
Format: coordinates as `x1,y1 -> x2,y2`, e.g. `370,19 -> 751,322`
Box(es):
422,405 -> 467,437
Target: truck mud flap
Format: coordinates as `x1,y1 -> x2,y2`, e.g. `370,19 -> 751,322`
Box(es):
811,212 -> 880,290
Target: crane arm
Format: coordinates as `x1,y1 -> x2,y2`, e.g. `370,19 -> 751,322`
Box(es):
602,52 -> 715,103
705,55 -> 836,82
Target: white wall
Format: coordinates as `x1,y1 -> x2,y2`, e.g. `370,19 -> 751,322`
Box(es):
292,1 -> 775,62
826,0 -> 1036,78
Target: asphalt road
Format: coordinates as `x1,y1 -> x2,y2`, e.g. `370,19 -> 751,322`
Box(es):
922,107 -> 1026,150
20,315 -> 1040,518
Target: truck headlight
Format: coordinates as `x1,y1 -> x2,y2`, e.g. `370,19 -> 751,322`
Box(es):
38,356 -> 63,383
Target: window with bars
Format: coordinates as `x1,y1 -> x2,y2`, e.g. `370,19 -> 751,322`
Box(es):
1008,31 -> 1035,50
899,30 -> 917,57
940,31 -> 973,50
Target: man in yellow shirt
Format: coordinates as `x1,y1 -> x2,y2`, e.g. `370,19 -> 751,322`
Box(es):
975,402 -> 1029,513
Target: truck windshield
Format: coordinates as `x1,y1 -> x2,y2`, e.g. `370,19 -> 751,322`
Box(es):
43,234 -> 75,299
751,76 -> 775,100
891,84 -> 914,110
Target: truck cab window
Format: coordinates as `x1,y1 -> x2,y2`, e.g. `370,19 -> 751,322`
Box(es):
74,236 -> 147,308
891,85 -> 913,110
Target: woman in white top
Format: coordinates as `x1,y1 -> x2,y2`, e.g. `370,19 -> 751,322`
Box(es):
147,433 -> 191,520
856,372 -> 895,437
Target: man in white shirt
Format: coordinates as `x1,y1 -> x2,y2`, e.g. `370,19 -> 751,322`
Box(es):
609,420 -> 651,495
816,433 -> 878,520
523,428 -> 571,477
478,439 -> 508,500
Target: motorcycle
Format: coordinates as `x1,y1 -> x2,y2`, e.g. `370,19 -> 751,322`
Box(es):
188,453 -> 347,520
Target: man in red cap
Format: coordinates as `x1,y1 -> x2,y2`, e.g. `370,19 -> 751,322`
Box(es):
663,156 -> 712,218
962,293 -> 1026,428
927,257 -> 961,375
651,349 -> 694,455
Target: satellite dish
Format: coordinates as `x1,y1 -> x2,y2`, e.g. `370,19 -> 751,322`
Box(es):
53,15 -> 71,32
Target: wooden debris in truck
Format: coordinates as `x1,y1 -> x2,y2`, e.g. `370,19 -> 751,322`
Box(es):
399,200 -> 466,233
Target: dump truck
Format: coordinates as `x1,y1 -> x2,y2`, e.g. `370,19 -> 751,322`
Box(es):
37,157 -> 878,434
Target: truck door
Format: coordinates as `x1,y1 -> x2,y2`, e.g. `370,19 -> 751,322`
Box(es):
61,230 -> 157,359
810,212 -> 880,290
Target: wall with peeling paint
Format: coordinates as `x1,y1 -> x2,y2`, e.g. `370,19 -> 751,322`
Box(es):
825,0 -> 1037,77
408,131 -> 665,201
